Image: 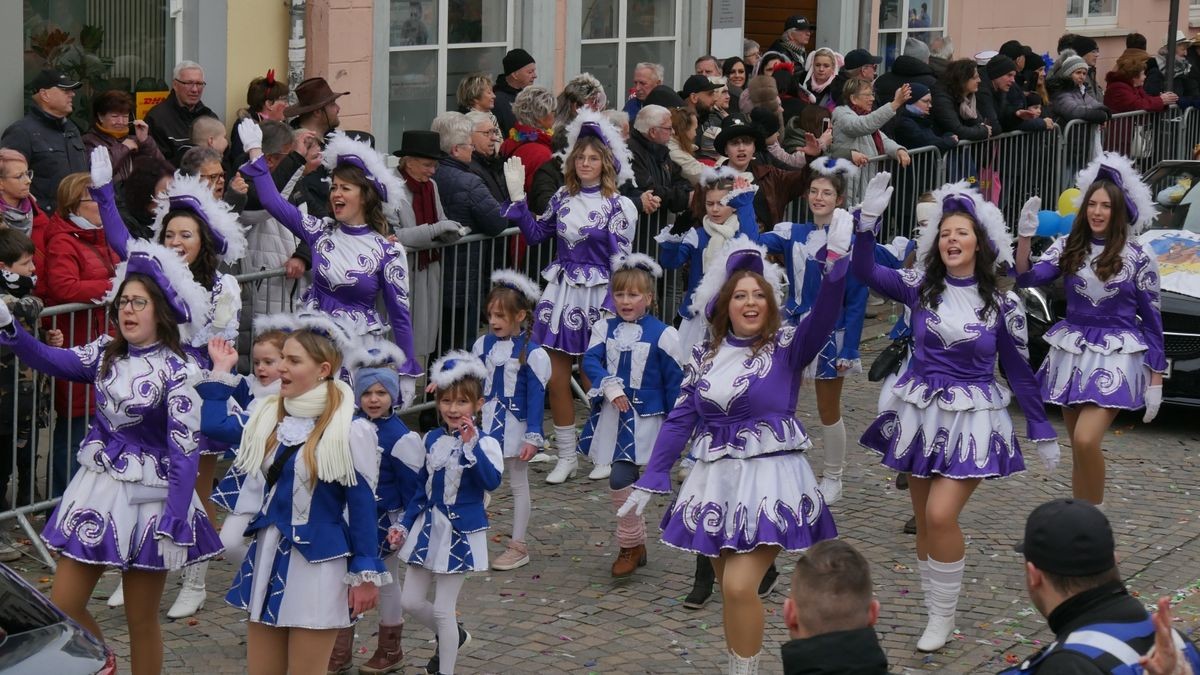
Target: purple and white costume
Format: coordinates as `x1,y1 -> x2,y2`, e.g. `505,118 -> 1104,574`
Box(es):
853,229 -> 1054,479
502,187 -> 636,355
633,248 -> 848,555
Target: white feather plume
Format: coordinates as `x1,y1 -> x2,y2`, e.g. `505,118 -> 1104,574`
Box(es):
914,182 -> 1014,270
555,109 -> 636,187
611,252 -> 663,278
429,350 -> 489,390
490,268 -> 542,307
253,311 -> 361,360
809,156 -> 860,181
344,334 -> 410,373
688,235 -> 786,319
321,130 -> 409,219
1074,151 -> 1158,233
105,240 -> 212,344
700,165 -> 740,187
151,172 -> 248,264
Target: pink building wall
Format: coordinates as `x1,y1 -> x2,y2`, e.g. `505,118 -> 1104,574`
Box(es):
306,0 -> 375,132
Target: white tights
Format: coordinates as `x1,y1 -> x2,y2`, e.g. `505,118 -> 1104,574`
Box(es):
377,554 -> 406,626
504,457 -> 531,542
400,566 -> 467,674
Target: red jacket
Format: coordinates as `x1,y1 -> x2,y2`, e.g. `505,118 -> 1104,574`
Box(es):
500,125 -> 554,192
38,213 -> 118,417
1103,72 -> 1168,113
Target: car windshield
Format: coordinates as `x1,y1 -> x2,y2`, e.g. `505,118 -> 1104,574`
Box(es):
1143,164 -> 1200,299
1150,167 -> 1200,233
0,567 -> 62,636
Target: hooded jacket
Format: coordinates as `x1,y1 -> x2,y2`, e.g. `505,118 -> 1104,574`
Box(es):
930,82 -> 991,141
781,627 -> 895,675
1046,75 -> 1110,124
873,56 -> 938,108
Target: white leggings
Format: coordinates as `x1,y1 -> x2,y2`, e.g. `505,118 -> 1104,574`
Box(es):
377,554 -> 406,626
504,457 -> 530,542
400,566 -> 467,673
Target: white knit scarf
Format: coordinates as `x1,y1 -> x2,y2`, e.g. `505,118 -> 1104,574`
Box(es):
702,214 -> 743,268
234,378 -> 359,486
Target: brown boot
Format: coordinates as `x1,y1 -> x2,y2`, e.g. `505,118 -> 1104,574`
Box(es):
611,544 -> 647,578
327,626 -> 355,674
358,623 -> 404,674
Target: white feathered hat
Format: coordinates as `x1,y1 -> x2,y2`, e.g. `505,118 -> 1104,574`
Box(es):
700,165 -> 741,187
344,335 -> 410,374
913,182 -> 1014,269
556,108 -> 636,187
429,350 -> 489,390
254,311 -> 366,364
322,130 -> 409,219
810,156 -> 860,182
1075,151 -> 1158,233
152,172 -> 247,264
689,235 -> 786,320
490,268 -> 542,307
611,252 -> 664,278
104,239 -> 212,344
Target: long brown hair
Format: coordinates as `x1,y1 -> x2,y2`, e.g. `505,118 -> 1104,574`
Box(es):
919,213 -> 1001,320
707,270 -> 780,357
331,164 -> 390,236
102,273 -> 185,376
485,285 -> 534,365
564,136 -> 619,197
159,211 -> 220,291
1059,181 -> 1129,282
265,330 -> 345,488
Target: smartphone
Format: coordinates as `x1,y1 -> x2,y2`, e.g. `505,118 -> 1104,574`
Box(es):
821,118 -> 832,134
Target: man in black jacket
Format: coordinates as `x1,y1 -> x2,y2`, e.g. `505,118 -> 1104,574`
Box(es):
144,60 -> 219,166
627,104 -> 692,217
493,49 -> 537,137
1,69 -> 87,212
780,540 -> 894,675
875,38 -> 938,108
1006,499 -> 1200,674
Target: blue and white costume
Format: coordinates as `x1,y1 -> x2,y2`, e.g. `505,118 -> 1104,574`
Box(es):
209,378 -> 280,519
471,332 -> 551,457
579,315 -> 683,466
370,412 -> 423,555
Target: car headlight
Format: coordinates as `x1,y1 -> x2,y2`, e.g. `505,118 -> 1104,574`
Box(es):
1017,288 -> 1053,325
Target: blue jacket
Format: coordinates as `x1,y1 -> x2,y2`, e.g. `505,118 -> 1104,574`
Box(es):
472,333 -> 551,442
656,189 -> 758,319
401,429 -> 503,535
891,109 -> 958,153
367,413 -> 422,514
582,315 -> 683,416
432,156 -> 508,237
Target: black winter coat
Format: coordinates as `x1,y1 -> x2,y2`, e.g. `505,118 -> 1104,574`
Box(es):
142,91 -> 218,166
874,57 -> 938,106
891,109 -> 958,152
469,151 -> 509,203
781,628 -> 895,675
529,157 -> 563,217
930,83 -> 990,141
0,106 -> 87,212
626,129 -> 691,215
493,77 -> 521,137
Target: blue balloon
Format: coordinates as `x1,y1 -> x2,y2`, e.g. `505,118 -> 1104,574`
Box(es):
1036,210 -> 1062,237
1056,212 -> 1075,236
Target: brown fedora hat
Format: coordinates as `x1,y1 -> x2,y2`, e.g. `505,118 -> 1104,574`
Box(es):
284,77 -> 349,117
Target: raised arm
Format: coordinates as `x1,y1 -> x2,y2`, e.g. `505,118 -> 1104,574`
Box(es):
195,373 -> 252,446
237,121 -> 324,246
499,157 -> 558,244
156,363 -> 203,545
0,314 -> 102,383
792,241 -> 850,367
851,173 -> 921,305
1013,197 -> 1043,276
88,148 -> 131,259
1015,235 -> 1065,288
461,434 -> 504,493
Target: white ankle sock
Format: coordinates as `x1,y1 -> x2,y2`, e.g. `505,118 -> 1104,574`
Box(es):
821,419 -> 846,480
926,556 -> 965,619
554,425 -> 577,461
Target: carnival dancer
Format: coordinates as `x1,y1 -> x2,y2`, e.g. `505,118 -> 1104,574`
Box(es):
500,109 -> 637,485
655,167 -> 759,355
201,313 -> 389,675
580,254 -> 683,578
0,240 -> 221,673
89,146 -> 246,617
758,157 -> 911,505
390,351 -> 504,675
236,119 -> 424,402
619,221 -> 854,674
1014,152 -> 1166,506
471,269 -> 551,570
853,173 -> 1060,652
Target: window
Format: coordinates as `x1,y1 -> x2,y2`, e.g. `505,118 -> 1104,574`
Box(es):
1066,0 -> 1118,27
876,1 -> 947,72
387,0 -> 512,146
1191,0 -> 1200,22
579,0 -> 680,107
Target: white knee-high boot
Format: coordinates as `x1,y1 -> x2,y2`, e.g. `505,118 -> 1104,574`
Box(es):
819,419 -> 846,504
547,425 -> 578,484
918,556 -> 964,652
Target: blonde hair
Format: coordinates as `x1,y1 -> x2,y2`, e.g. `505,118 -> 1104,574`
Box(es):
265,331 -> 344,488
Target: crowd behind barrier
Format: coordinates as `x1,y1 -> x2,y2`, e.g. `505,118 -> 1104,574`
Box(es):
4,104 -> 1199,568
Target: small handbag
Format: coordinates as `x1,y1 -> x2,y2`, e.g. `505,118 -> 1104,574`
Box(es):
868,336 -> 912,382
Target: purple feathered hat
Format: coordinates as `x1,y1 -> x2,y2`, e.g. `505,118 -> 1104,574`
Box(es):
689,236 -> 786,320
152,173 -> 247,264
105,240 -> 211,342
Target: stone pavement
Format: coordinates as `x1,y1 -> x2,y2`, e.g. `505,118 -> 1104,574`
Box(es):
4,302 -> 1200,673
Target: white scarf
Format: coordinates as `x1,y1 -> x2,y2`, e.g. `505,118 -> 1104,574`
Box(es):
234,378 -> 359,486
703,213 -> 742,268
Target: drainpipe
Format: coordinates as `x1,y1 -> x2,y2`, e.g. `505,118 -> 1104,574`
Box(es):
858,0 -> 872,53
289,0 -> 307,104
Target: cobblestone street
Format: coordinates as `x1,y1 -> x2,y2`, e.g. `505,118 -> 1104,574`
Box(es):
6,306 -> 1200,674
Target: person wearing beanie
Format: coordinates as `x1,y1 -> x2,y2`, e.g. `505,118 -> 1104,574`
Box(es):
494,48 -> 538,136
999,40 -> 1029,89
986,54 -> 1053,133
874,39 -> 938,108
1045,49 -> 1110,124
1068,34 -> 1103,99
891,81 -> 959,153
1022,46 -> 1050,104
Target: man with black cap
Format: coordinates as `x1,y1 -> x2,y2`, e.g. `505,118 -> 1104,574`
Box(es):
830,49 -> 883,110
769,15 -> 813,76
1004,499 -> 1200,674
680,74 -> 723,161
1,69 -> 87,211
494,48 -> 537,137
144,60 -> 219,166
1067,34 -> 1104,99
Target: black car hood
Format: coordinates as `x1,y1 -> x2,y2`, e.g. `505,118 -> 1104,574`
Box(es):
1162,290 -> 1200,332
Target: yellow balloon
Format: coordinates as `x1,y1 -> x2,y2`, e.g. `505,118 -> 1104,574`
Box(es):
1057,188 -> 1081,216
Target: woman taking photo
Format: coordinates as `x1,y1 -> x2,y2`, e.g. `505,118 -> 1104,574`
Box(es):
1015,152 -> 1165,506
82,90 -> 166,184
200,314 -> 387,675
620,222 -> 854,673
854,173 -> 1058,653
830,78 -> 912,168
501,110 -> 637,485
0,240 -> 221,675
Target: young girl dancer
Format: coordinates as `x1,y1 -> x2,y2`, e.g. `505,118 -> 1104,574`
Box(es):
619,225 -> 853,674
0,241 -> 221,674
90,147 -> 246,617
471,269 -> 550,570
203,313 -> 388,675
391,351 -> 504,675
501,109 -> 637,484
853,173 -> 1059,652
580,254 -> 683,578
1014,152 -> 1165,507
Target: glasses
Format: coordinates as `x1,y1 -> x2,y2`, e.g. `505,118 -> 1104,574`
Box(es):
655,125 -> 673,133
2,170 -> 33,181
174,79 -> 206,89
200,171 -> 226,183
116,296 -> 149,311
474,127 -> 501,137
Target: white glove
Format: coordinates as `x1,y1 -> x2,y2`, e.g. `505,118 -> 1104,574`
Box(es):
157,537 -> 188,570
89,147 -> 113,188
1036,440 -> 1061,471
1017,196 -> 1041,238
399,376 -> 417,410
237,118 -> 263,153
0,300 -> 12,329
616,488 -> 653,517
826,208 -> 854,258
503,157 -> 526,202
1143,384 -> 1162,423
858,172 -> 893,231
431,221 -> 466,244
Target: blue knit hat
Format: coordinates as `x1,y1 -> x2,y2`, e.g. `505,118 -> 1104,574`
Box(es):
353,366 -> 400,406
